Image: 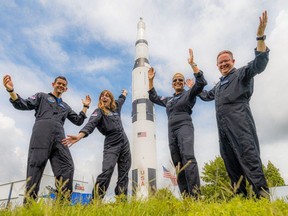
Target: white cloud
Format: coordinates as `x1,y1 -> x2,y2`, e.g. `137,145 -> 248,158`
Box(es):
0,113 -> 27,184
1,1 -> 288,198
76,57 -> 120,74
251,9 -> 288,145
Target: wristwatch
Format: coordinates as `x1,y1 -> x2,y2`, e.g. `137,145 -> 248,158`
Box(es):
256,35 -> 266,41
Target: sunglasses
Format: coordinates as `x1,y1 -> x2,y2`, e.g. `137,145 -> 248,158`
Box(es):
173,78 -> 184,83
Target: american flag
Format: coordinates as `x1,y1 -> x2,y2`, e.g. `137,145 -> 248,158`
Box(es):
162,165 -> 177,186
137,132 -> 147,137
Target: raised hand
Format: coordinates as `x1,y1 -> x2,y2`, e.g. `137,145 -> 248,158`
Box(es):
82,95 -> 91,107
148,67 -> 155,80
3,75 -> 14,91
188,48 -> 194,65
186,78 -> 194,88
257,10 -> 268,37
122,89 -> 128,96
188,48 -> 200,73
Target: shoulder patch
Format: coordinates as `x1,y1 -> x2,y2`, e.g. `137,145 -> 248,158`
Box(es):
47,96 -> 56,103
92,109 -> 100,117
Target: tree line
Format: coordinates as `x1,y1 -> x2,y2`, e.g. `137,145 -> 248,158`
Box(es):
201,156 -> 285,199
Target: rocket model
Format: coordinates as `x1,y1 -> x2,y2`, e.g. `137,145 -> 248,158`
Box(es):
131,18 -> 157,198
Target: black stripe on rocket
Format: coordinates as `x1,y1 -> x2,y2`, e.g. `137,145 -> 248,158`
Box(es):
134,39 -> 149,69
133,57 -> 149,70
132,168 -> 157,195
132,98 -> 154,123
135,39 -> 148,46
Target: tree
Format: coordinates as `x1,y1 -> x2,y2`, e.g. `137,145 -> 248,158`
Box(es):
201,156 -> 286,200
263,160 -> 285,187
201,156 -> 232,200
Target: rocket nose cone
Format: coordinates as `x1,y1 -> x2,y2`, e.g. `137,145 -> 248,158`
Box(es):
137,17 -> 145,29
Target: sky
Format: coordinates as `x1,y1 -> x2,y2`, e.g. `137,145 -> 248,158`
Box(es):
0,0 -> 288,198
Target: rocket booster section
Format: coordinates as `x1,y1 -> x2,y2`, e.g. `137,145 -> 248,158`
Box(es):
131,18 -> 157,198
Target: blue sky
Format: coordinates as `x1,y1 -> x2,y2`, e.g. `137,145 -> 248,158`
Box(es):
1,0 -> 288,198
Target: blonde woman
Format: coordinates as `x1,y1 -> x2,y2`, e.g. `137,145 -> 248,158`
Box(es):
62,89 -> 131,200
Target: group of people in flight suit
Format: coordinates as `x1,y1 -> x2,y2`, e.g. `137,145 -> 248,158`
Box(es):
3,10 -> 270,203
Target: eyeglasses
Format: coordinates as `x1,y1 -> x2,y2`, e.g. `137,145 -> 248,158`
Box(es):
173,78 -> 184,83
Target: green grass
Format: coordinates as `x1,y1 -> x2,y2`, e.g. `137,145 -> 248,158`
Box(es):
1,189 -> 288,216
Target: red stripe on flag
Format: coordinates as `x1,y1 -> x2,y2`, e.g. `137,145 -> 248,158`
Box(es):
162,165 -> 177,186
137,132 -> 147,137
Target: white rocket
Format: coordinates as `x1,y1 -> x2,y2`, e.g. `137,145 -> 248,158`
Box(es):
131,18 -> 157,198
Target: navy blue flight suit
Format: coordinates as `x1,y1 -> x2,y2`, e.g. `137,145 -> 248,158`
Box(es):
199,49 -> 270,197
79,94 -> 131,199
10,92 -> 86,201
148,71 -> 207,197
